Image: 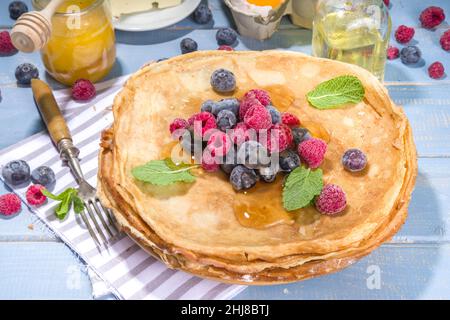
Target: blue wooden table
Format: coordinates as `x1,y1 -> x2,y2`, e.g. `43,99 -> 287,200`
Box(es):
1,0 -> 450,300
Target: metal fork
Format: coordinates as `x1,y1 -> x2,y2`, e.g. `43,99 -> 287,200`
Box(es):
32,79 -> 120,246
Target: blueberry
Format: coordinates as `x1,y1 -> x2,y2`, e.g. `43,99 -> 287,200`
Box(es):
216,28 -> 237,46
2,160 -> 30,186
279,150 -> 300,173
342,148 -> 367,172
292,127 -> 311,146
237,141 -> 269,169
400,46 -> 422,65
9,1 -> 28,20
201,100 -> 216,113
31,166 -> 56,188
217,110 -> 237,131
221,147 -> 237,174
193,3 -> 212,24
267,105 -> 281,124
210,69 -> 236,93
258,165 -> 278,183
212,98 -> 240,116
180,38 -> 198,54
15,63 -> 39,85
230,165 -> 257,191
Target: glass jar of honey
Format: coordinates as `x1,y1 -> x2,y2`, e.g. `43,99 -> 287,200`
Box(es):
32,0 -> 116,86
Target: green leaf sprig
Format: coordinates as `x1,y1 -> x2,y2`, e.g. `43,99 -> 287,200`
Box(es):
131,158 -> 198,186
307,75 -> 365,109
42,188 -> 85,220
282,166 -> 323,211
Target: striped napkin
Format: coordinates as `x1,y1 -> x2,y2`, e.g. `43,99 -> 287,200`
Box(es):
0,76 -> 245,300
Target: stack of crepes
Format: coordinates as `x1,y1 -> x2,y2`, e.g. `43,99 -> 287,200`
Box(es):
98,51 -> 417,284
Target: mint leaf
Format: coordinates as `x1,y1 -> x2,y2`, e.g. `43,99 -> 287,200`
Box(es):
307,75 -> 365,109
72,195 -> 85,214
282,166 -> 323,211
55,189 -> 76,220
132,160 -> 197,186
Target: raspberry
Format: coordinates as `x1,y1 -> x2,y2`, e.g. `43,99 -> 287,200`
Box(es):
244,89 -> 271,107
229,122 -> 255,145
72,79 -> 96,101
201,147 -> 220,172
26,184 -> 47,206
218,45 -> 234,51
395,25 -> 415,44
298,138 -> 327,169
206,130 -> 232,157
419,6 -> 445,29
0,31 -> 16,55
315,184 -> 347,215
239,97 -> 263,120
264,123 -> 293,153
244,104 -> 272,130
188,112 -> 217,136
0,193 -> 21,216
428,62 -> 445,79
386,46 -> 399,60
281,112 -> 300,127
169,118 -> 188,134
383,0 -> 389,7
440,30 -> 450,51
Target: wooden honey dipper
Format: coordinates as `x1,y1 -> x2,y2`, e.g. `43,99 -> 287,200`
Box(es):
11,0 -> 66,53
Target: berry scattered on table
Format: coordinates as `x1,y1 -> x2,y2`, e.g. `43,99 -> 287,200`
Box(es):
15,63 -> 39,85
230,165 -> 257,191
244,89 -> 271,107
419,6 -> 445,29
216,28 -> 238,46
342,148 -> 367,172
0,193 -> 21,216
72,79 -> 96,101
281,112 -> 300,127
237,141 -> 268,169
428,62 -> 445,79
386,46 -> 399,60
188,111 -> 217,136
395,25 -> 415,44
207,130 -> 232,157
211,98 -> 240,117
279,149 -> 300,173
217,109 -> 237,131
267,105 -> 281,124
193,3 -> 212,24
440,30 -> 450,51
265,123 -> 293,153
180,38 -> 198,54
2,160 -> 30,186
26,184 -> 46,206
298,138 -> 327,169
201,147 -> 220,172
0,31 -> 16,55
210,68 -> 236,93
169,118 -> 189,134
292,127 -> 311,146
315,184 -> 347,215
244,104 -> 272,130
400,46 -> 422,65
8,1 -> 28,20
218,45 -> 234,51
31,166 -> 56,189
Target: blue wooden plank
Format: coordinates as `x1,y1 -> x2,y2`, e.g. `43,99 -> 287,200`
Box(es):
0,242 -> 92,299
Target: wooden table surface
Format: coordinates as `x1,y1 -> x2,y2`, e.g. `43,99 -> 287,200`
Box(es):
1,0 -> 449,299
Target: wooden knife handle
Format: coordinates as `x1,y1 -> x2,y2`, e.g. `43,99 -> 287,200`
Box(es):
31,79 -> 71,145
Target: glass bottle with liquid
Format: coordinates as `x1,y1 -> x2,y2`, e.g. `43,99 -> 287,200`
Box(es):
312,0 -> 391,81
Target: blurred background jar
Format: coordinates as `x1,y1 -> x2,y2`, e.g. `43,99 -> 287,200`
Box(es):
32,0 -> 116,86
312,0 -> 391,81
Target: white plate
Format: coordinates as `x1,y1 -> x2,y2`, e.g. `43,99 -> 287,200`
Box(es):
113,0 -> 202,32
